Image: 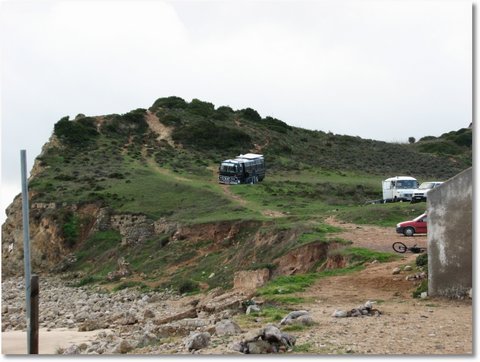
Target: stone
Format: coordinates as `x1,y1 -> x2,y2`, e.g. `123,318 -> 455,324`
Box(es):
184,332 -> 211,351
247,340 -> 273,354
280,333 -> 296,348
215,319 -> 242,336
263,325 -> 282,343
246,305 -> 261,315
332,310 -> 348,318
233,269 -> 271,290
143,309 -> 155,319
392,267 -> 401,275
114,340 -> 134,354
63,344 -> 81,355
404,265 -> 413,271
280,310 -> 309,325
295,314 -> 314,326
420,292 -> 428,299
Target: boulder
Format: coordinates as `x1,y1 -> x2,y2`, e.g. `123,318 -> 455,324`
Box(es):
215,319 -> 242,336
279,310 -> 309,325
184,332 -> 211,351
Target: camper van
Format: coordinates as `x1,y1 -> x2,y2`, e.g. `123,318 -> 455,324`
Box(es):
382,176 -> 419,202
218,153 -> 265,185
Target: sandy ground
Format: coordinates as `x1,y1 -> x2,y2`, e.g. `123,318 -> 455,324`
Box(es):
1,328 -> 110,355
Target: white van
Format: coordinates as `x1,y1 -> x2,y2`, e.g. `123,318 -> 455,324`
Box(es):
411,181 -> 443,203
382,176 -> 419,202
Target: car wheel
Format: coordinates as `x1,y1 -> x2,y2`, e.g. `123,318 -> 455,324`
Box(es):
403,227 -> 415,237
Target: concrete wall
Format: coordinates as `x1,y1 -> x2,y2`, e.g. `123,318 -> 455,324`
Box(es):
427,167 -> 472,298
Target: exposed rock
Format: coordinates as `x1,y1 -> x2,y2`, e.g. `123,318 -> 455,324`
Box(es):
234,269 -> 271,290
235,324 -> 296,354
184,332 -> 211,351
106,257 -> 132,281
280,310 -> 309,325
110,214 -> 155,246
274,242 -> 336,276
332,301 -> 381,318
246,305 -> 261,315
332,310 -> 348,318
153,308 -> 197,325
392,267 -> 401,275
114,339 -> 134,354
143,309 -> 155,319
247,340 -> 273,354
215,319 -> 242,336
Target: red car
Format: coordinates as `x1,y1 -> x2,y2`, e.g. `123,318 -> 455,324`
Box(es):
396,213 -> 427,236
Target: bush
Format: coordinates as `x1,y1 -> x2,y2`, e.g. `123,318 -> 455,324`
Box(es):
213,106 -> 234,121
416,253 -> 428,268
54,117 -> 98,148
150,96 -> 188,111
188,98 -> 215,117
172,120 -> 252,150
160,114 -> 183,127
61,211 -> 80,247
101,109 -> 148,136
263,116 -> 292,133
178,279 -> 200,294
239,107 -> 262,122
412,279 -> 428,298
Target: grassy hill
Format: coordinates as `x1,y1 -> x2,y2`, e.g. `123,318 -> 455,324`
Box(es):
7,96 -> 471,292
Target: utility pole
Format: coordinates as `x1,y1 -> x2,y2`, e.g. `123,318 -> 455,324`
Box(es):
20,150 -> 37,353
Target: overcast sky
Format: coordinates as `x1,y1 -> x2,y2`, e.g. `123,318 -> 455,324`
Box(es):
0,0 -> 472,222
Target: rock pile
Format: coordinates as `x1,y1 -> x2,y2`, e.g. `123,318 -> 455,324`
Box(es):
232,325 -> 296,354
1,276 -> 257,354
332,301 -> 381,318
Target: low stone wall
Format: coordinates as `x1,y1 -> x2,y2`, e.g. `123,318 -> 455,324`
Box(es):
110,214 -> 155,246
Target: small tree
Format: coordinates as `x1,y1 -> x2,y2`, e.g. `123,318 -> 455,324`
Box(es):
408,137 -> 416,144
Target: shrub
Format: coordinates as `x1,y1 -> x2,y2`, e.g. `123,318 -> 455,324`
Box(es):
160,114 -> 183,127
101,109 -> 148,136
416,253 -> 428,268
178,279 -> 200,294
213,106 -> 234,121
54,117 -> 98,148
188,98 -> 215,117
239,107 -> 262,122
172,120 -> 252,150
61,211 -> 80,247
263,116 -> 292,133
412,279 -> 428,298
408,137 -> 416,144
150,96 -> 188,111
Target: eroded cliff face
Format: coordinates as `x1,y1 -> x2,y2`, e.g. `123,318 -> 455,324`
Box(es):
1,197 -> 104,276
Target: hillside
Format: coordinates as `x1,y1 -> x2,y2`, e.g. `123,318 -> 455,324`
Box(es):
1,96 -> 472,293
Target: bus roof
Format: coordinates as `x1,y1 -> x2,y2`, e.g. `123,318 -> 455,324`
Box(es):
236,153 -> 263,160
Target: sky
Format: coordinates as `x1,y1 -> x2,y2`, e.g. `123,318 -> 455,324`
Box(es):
0,0 -> 473,222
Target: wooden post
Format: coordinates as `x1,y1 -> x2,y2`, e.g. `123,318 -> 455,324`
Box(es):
30,275 -> 39,354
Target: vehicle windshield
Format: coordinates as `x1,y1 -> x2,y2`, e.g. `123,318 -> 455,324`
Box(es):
414,213 -> 427,222
220,163 -> 238,173
418,182 -> 435,190
395,180 -> 418,189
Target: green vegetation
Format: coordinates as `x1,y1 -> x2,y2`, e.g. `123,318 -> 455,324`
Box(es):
416,253 -> 428,268
413,279 -> 428,298
25,97 -> 472,292
337,202 -> 426,227
257,247 -> 394,305
328,247 -> 397,264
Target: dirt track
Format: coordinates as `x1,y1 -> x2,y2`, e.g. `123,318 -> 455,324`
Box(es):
287,218 -> 472,355
199,220 -> 472,355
